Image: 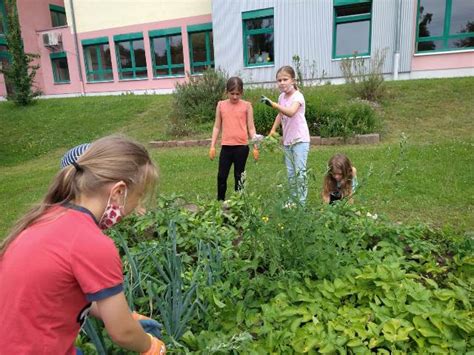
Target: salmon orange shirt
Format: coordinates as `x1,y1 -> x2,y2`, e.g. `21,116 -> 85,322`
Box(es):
219,99 -> 251,145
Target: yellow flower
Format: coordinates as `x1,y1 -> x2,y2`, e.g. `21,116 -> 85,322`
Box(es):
262,216 -> 269,223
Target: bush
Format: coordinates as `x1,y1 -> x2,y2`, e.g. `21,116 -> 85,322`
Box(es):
170,69 -> 228,126
340,49 -> 387,102
249,87 -> 378,138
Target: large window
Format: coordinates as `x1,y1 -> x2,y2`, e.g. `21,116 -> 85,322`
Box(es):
416,0 -> 474,53
49,4 -> 67,28
114,33 -> 147,80
50,52 -> 70,83
242,8 -> 274,67
333,0 -> 372,59
82,37 -> 113,82
188,23 -> 214,74
149,28 -> 184,77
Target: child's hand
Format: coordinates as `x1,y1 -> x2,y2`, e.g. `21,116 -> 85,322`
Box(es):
209,147 -> 216,160
252,147 -> 259,161
260,95 -> 273,108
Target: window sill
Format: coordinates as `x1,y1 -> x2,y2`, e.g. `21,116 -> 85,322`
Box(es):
118,77 -> 149,82
244,64 -> 274,69
53,81 -> 70,85
332,55 -> 370,61
414,48 -> 474,56
153,75 -> 186,79
86,80 -> 115,84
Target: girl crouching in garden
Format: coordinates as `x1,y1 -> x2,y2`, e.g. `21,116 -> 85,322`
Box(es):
322,153 -> 358,204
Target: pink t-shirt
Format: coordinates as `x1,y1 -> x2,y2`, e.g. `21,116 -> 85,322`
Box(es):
219,99 -> 251,146
0,205 -> 124,354
278,90 -> 310,146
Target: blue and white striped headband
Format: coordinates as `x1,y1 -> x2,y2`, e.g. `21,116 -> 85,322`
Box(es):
60,143 -> 91,170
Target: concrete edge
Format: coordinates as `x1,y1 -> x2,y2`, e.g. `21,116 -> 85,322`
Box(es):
149,134 -> 379,148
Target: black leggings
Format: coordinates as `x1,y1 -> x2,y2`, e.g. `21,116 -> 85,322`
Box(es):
217,145 -> 249,201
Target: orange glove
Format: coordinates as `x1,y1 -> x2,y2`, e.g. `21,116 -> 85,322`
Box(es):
252,147 -> 259,161
209,147 -> 216,160
141,334 -> 166,355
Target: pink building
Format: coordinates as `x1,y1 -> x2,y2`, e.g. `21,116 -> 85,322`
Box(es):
0,0 -> 472,99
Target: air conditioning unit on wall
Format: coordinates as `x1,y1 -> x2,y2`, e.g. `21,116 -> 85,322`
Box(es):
43,32 -> 62,47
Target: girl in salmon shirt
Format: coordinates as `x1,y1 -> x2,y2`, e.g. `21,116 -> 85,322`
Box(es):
209,77 -> 259,201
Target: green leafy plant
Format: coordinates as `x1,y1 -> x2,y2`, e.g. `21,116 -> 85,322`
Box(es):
170,68 -> 228,129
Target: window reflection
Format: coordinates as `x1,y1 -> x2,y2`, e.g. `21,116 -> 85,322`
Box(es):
418,0 -> 445,37
246,33 -> 274,64
449,0 -> 474,35
336,20 -> 370,57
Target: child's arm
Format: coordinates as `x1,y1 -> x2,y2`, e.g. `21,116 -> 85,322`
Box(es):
269,114 -> 282,136
261,95 -> 301,117
272,101 -> 301,118
209,103 -> 222,160
246,102 -> 257,141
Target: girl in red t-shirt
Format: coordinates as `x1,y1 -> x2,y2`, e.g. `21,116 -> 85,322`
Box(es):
0,135 -> 165,355
209,77 -> 259,201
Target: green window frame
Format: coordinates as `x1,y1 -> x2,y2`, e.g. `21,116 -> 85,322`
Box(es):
332,0 -> 372,59
149,27 -> 184,77
242,8 -> 274,67
114,32 -> 148,80
0,0 -> 7,35
82,37 -> 113,82
188,23 -> 214,74
49,4 -> 67,28
416,0 -> 474,53
50,52 -> 70,83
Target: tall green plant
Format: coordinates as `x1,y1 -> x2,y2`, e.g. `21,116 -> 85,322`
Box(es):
0,0 -> 40,105
340,49 -> 387,102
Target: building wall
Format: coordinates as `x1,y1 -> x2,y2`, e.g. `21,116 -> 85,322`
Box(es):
17,0 -> 66,93
212,0 -> 417,85
63,0 -> 211,33
37,13 -> 212,96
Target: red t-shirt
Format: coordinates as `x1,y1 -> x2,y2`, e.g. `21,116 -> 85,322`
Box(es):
0,204 -> 124,354
219,99 -> 251,146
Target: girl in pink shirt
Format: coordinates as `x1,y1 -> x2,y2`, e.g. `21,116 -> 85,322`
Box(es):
210,77 -> 259,201
264,65 -> 311,205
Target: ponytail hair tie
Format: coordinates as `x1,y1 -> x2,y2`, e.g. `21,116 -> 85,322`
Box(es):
71,161 -> 83,172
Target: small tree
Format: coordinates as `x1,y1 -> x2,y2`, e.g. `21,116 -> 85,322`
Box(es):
0,0 -> 40,105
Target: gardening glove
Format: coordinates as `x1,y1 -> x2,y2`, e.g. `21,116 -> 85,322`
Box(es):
132,312 -> 163,339
209,147 -> 216,160
260,95 -> 273,108
141,334 -> 166,355
252,147 -> 259,161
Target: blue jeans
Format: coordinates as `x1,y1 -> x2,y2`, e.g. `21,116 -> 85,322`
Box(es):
283,142 -> 310,204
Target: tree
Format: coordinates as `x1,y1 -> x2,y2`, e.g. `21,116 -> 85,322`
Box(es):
0,0 -> 40,105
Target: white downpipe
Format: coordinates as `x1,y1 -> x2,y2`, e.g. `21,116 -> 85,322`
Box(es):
392,0 -> 402,80
393,53 -> 400,80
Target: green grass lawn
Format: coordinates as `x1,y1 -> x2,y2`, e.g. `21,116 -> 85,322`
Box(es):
0,77 -> 473,236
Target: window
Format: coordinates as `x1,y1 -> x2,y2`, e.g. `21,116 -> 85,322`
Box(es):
416,0 -> 474,53
242,8 -> 274,67
49,4 -> 67,28
0,44 -> 10,69
50,52 -> 70,83
188,23 -> 214,74
149,28 -> 184,77
0,0 -> 7,35
82,37 -> 113,82
114,33 -> 148,80
333,0 -> 372,59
